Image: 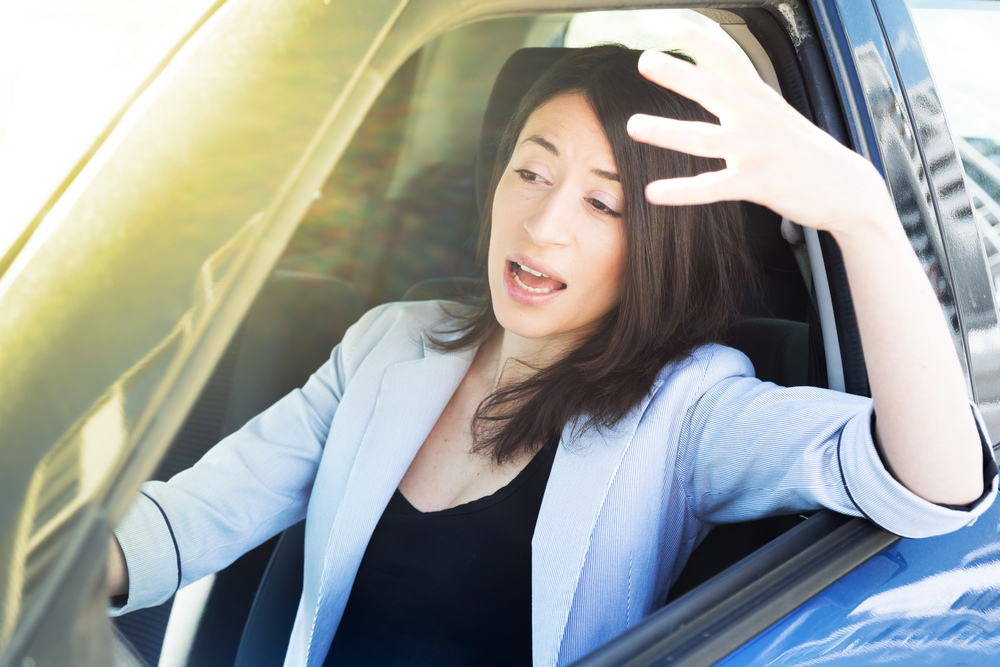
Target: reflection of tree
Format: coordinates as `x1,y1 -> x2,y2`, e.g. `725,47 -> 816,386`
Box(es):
959,137 -> 1000,291
279,52 -> 482,304
725,533 -> 1000,666
853,43 -> 958,331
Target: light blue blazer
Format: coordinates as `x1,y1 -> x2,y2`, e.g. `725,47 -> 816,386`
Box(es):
112,300 -> 997,667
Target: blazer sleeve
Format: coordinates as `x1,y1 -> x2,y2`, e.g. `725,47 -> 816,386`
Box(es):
110,304 -> 392,615
675,345 -> 998,539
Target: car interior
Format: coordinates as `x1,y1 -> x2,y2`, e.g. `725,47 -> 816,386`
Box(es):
113,8 -> 844,666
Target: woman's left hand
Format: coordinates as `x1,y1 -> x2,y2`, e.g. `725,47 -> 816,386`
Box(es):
626,23 -> 895,238
627,22 -> 988,508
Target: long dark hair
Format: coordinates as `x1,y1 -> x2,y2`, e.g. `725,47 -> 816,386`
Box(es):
434,44 -> 756,465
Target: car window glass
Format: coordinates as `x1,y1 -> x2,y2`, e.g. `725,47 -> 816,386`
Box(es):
907,0 -> 1000,297
0,1 -> 410,645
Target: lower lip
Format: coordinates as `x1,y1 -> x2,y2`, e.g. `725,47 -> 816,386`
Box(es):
502,264 -> 566,306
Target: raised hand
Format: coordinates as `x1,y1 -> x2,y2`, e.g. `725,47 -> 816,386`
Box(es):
626,22 -> 895,238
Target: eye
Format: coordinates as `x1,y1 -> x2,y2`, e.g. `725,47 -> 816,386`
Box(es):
513,168 -> 546,183
587,197 -> 622,218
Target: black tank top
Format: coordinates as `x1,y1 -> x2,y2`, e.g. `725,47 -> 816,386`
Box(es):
322,443 -> 557,666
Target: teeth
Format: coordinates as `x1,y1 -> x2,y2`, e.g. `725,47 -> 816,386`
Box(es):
513,271 -> 552,294
518,262 -> 549,278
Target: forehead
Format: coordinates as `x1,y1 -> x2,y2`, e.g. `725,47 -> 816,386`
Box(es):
519,92 -> 611,149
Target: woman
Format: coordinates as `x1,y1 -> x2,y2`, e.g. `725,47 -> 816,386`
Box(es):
107,25 -> 996,667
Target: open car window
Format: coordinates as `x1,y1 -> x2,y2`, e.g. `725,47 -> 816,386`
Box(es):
119,10 -> 832,667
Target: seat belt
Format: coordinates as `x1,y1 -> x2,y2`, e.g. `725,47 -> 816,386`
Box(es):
781,216 -> 813,299
782,216 -> 829,388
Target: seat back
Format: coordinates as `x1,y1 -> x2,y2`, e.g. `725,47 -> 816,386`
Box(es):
233,521 -> 306,667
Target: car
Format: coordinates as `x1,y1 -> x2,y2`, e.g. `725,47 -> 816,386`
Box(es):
1,0 -> 999,665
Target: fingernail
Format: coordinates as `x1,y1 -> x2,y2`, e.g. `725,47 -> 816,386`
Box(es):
627,115 -> 648,136
645,182 -> 662,204
638,50 -> 663,66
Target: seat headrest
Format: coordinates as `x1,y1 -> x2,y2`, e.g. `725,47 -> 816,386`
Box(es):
476,48 -> 578,214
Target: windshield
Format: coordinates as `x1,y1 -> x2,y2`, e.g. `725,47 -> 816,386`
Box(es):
0,0 -> 217,268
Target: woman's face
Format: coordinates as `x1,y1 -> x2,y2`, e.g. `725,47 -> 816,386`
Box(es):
488,92 -> 626,343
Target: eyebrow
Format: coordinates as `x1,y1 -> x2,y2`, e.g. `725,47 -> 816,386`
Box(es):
521,135 -> 559,156
520,135 -> 620,182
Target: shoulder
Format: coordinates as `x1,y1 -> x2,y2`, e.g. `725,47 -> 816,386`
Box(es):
652,343 -> 756,398
338,299 -> 471,375
635,343 -> 759,423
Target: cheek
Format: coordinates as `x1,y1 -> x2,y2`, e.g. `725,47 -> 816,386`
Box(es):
489,183 -> 514,247
590,228 -> 626,297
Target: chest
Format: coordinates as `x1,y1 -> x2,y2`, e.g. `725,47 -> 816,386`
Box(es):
397,369 -> 534,511
302,351 -> 691,667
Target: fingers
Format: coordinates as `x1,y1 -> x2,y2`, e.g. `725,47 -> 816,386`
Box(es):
663,22 -> 761,91
645,170 -> 737,206
636,21 -> 774,118
631,21 -> 802,211
637,50 -> 737,118
627,114 -> 728,159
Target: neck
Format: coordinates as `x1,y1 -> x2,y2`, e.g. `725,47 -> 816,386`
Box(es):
474,325 -> 588,390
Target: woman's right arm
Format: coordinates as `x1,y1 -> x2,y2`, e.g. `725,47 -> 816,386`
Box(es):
108,333 -> 352,613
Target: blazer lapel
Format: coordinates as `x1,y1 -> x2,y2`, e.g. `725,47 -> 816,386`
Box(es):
531,413 -> 642,667
305,335 -> 476,667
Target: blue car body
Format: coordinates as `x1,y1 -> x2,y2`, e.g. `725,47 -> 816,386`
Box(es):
720,500 -> 1000,665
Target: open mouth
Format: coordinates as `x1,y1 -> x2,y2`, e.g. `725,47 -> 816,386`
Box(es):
508,261 -> 567,294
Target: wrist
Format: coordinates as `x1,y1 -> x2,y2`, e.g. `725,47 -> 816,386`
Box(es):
107,535 -> 129,598
828,187 -> 905,253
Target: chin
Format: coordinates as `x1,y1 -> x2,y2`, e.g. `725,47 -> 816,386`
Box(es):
491,301 -> 558,340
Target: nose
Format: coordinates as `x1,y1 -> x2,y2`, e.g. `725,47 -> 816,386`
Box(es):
523,184 -> 574,247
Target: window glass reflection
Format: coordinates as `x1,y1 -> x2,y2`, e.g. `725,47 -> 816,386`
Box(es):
908,1 -> 1000,294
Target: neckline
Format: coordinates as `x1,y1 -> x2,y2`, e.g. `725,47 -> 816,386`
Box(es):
393,444 -> 556,517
